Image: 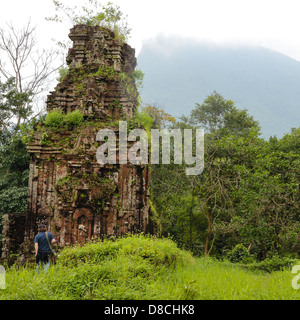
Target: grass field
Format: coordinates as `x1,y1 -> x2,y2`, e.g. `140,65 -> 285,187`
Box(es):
0,235 -> 299,300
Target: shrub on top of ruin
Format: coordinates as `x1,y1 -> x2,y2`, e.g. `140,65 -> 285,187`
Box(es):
43,109 -> 84,130
46,1 -> 131,42
64,109 -> 84,128
43,108 -> 64,129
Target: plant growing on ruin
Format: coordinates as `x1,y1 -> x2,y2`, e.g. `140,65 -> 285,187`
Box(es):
64,110 -> 84,128
46,0 -> 131,42
43,108 -> 64,129
57,65 -> 69,82
43,109 -> 84,130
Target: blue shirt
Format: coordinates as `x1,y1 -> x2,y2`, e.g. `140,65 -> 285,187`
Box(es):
34,232 -> 54,252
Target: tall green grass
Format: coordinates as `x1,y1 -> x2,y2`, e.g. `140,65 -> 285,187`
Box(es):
0,234 -> 299,300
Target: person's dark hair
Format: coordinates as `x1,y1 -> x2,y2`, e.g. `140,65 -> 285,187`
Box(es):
38,224 -> 47,232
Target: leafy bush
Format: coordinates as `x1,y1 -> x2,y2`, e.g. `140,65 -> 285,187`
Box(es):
0,186 -> 28,214
43,109 -> 84,130
224,245 -> 297,272
0,135 -> 29,216
240,255 -> 297,273
129,109 -> 153,133
64,110 -> 84,128
43,109 -> 64,128
227,244 -> 251,263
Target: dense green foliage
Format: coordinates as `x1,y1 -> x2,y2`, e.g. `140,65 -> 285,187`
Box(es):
0,77 -> 33,143
0,134 -> 29,215
43,109 -> 84,129
0,235 -> 299,300
0,77 -> 34,242
150,92 -> 300,261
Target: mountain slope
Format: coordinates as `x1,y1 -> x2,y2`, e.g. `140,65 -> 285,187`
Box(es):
137,36 -> 300,138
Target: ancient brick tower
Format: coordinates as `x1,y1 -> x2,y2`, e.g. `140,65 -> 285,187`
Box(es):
20,25 -> 150,249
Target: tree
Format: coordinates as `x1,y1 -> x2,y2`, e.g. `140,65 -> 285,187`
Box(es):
0,78 -> 37,212
188,91 -> 235,133
273,127 -> 300,154
0,20 -> 60,136
187,91 -> 260,137
227,137 -> 300,259
142,105 -> 197,251
0,20 -> 59,242
219,107 -> 260,138
168,93 -> 262,255
0,77 -> 32,143
0,131 -> 30,214
143,104 -> 176,129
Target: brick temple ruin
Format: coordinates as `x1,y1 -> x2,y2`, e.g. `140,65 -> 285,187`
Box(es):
1,25 -> 151,260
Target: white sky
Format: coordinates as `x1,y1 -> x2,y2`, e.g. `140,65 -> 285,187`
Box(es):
1,0 -> 300,61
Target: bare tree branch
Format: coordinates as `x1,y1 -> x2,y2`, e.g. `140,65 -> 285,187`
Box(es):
0,20 -> 62,136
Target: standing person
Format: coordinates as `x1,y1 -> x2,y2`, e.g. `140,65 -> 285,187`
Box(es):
34,224 -> 55,272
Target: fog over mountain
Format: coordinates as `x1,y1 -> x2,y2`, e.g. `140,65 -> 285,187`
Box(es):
137,35 -> 300,138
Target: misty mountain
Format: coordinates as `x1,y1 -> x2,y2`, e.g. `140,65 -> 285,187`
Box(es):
137,35 -> 300,138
